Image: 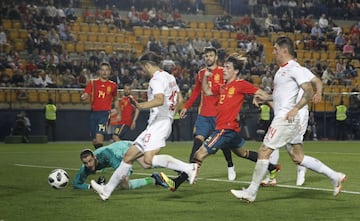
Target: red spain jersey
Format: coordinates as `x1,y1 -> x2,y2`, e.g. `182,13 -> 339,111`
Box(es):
212,79 -> 258,132
184,66 -> 224,117
110,96 -> 136,126
84,79 -> 117,111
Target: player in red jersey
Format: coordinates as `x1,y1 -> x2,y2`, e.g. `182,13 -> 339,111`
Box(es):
158,54 -> 280,191
108,84 -> 140,141
164,47 -> 236,190
81,62 -> 118,149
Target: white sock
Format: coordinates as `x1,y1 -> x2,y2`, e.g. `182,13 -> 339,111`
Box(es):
105,161 -> 132,194
269,149 -> 279,165
152,154 -> 192,173
297,165 -> 306,175
300,155 -> 338,183
248,159 -> 269,194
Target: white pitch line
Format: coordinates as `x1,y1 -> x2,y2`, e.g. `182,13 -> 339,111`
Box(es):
14,163 -> 360,195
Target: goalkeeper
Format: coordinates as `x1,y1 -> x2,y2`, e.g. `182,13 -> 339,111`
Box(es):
73,140 -> 167,190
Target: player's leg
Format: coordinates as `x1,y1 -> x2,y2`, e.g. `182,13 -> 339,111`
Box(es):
221,147 -> 236,181
287,144 -> 346,196
231,117 -> 293,202
261,148 -> 280,186
91,145 -> 142,200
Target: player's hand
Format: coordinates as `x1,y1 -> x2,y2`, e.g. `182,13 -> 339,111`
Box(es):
312,93 -> 322,104
204,68 -> 212,77
180,108 -> 187,118
97,176 -> 106,185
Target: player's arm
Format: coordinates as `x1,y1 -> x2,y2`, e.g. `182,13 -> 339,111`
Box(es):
173,90 -> 185,114
253,88 -> 273,108
286,82 -> 313,121
72,167 -> 92,190
81,80 -> 92,101
311,76 -> 322,104
131,106 -> 140,130
180,73 -> 201,118
136,93 -> 164,109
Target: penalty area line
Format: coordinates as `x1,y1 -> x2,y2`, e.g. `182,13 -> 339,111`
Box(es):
14,163 -> 360,195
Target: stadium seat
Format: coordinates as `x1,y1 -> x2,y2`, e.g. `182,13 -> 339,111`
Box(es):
59,91 -> 71,104
27,90 -> 38,103
14,40 -> 25,51
143,28 -> 151,36
88,33 -> 98,42
80,23 -> 89,32
70,91 -> 82,104
2,19 -> 12,29
0,90 -> 5,103
106,34 -> 115,43
75,42 -> 85,53
38,90 -> 49,103
99,24 -> 108,33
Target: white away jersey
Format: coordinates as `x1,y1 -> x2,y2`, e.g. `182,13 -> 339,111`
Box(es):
147,70 -> 180,124
272,60 -> 311,117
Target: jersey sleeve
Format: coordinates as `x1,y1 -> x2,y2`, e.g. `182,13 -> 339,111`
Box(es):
239,80 -> 259,94
184,72 -> 201,109
83,80 -> 93,95
72,165 -> 93,190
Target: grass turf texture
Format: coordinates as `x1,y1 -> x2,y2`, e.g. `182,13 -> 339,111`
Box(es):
0,141 -> 359,221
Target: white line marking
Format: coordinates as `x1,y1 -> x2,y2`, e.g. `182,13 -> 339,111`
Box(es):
14,163 -> 360,195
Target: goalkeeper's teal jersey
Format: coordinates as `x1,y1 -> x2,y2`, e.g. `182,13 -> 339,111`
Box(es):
73,141 -> 133,189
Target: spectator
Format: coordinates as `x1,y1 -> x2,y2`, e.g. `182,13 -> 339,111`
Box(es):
215,11 -> 235,31
11,69 -> 25,87
128,5 -> 140,27
318,13 -> 329,33
342,40 -> 356,58
264,14 -> 280,33
11,111 -> 31,143
310,22 -> 325,49
335,32 -> 346,50
0,68 -> 11,87
321,66 -> 336,85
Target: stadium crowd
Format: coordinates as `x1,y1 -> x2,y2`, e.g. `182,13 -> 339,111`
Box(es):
0,0 -> 359,102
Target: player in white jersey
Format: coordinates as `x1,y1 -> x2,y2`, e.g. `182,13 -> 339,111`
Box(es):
91,52 -> 199,201
261,64 -> 323,186
231,36 -> 346,203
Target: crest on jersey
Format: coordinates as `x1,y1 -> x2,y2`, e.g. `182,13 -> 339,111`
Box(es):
214,73 -> 220,82
107,86 -> 112,94
228,86 -> 235,98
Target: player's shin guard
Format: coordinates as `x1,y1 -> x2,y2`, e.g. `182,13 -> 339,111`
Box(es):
221,147 -> 234,167
189,138 -> 203,162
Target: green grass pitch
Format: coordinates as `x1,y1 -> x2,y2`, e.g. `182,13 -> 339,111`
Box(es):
0,141 -> 359,221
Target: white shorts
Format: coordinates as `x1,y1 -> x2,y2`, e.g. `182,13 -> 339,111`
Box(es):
289,108 -> 309,144
134,117 -> 172,153
263,116 -> 301,150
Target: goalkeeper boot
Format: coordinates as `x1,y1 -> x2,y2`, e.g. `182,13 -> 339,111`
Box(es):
151,172 -> 169,189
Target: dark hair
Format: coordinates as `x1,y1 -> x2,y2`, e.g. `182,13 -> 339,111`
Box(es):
203,46 -> 217,55
225,53 -> 247,73
80,148 -> 94,159
100,61 -> 111,69
138,51 -> 163,66
275,36 -> 296,58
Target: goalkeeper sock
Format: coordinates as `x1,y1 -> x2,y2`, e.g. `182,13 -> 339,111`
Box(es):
128,177 -> 153,189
